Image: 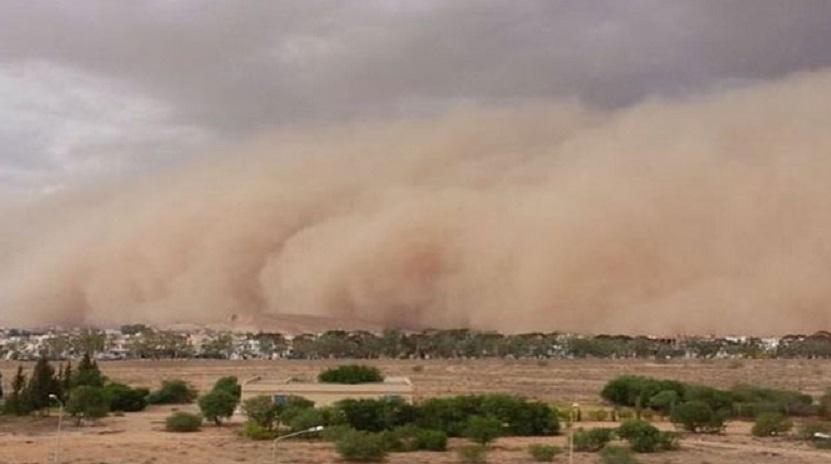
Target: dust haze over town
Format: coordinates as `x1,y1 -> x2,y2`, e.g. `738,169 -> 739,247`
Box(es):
2,1 -> 831,335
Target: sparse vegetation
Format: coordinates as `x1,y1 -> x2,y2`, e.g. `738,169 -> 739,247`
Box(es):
165,411 -> 203,432
456,444 -> 488,463
528,444 -> 562,461
335,429 -> 388,462
599,445 -> 641,464
751,412 -> 793,437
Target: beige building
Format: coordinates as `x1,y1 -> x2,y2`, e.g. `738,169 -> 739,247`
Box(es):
241,376 -> 414,407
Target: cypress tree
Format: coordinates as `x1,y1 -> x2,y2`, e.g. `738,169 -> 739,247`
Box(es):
72,353 -> 104,388
63,360 -> 73,396
4,365 -> 29,415
26,356 -> 58,414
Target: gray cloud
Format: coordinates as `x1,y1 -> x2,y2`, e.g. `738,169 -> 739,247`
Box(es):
1,0 -> 831,188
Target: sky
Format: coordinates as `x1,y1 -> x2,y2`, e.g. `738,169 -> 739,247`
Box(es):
3,0 -> 831,196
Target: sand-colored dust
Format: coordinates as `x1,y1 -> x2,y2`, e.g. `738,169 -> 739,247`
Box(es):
3,69 -> 831,334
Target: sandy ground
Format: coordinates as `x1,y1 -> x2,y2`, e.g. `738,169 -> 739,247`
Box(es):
1,358 -> 831,463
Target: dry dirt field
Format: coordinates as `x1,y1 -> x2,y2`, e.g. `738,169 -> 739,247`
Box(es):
2,358 -> 831,464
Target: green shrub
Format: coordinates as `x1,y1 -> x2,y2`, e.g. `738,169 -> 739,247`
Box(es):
414,428 -> 447,451
239,421 -> 280,440
601,376 -> 684,408
288,408 -> 326,433
798,421 -> 831,440
416,394 -> 558,437
320,424 -> 355,442
211,376 -> 241,399
165,412 -> 202,432
242,395 -> 279,429
730,384 -> 814,418
670,400 -> 724,433
335,430 -> 388,462
147,379 -> 198,405
572,427 -> 615,452
198,390 -> 238,425
617,419 -> 662,453
66,386 -> 110,425
463,415 -> 502,444
319,365 -> 383,384
528,444 -> 562,461
599,445 -> 641,464
103,383 -> 148,412
751,412 -> 793,437
456,444 -> 488,463
648,390 -> 679,414
336,397 -> 417,432
657,431 -> 681,450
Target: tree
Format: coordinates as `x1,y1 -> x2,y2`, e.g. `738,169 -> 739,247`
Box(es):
103,383 -> 149,412
72,352 -> 104,388
242,395 -> 279,429
211,376 -> 241,399
66,386 -> 109,425
463,415 -> 502,445
26,356 -> 60,413
62,361 -> 73,397
617,419 -> 662,452
147,379 -> 198,404
670,400 -> 724,433
3,366 -> 28,415
198,390 -> 238,425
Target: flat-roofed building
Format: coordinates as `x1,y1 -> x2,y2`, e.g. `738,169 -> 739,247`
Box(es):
241,376 -> 414,407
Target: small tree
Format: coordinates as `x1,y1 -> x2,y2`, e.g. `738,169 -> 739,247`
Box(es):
463,415 -> 502,445
103,383 -> 149,412
26,356 -> 60,414
670,400 -> 724,433
318,365 -> 383,384
147,379 -> 198,404
242,395 -> 279,429
752,412 -> 793,437
198,390 -> 238,426
72,353 -> 104,388
66,386 -> 109,425
3,366 -> 28,415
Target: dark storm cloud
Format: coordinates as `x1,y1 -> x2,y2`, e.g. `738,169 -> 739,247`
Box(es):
1,0 -> 831,189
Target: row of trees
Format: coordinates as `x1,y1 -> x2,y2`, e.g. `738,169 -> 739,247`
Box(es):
10,327 -> 831,361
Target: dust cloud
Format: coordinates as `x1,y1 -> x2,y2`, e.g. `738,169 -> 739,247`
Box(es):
2,69 -> 831,335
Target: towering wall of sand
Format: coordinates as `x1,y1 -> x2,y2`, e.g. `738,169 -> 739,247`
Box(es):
2,69 -> 831,334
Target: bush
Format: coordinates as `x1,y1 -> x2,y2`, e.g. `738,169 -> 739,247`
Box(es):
165,412 -> 202,432
657,431 -> 680,450
319,365 -> 383,384
601,376 -> 684,409
414,428 -> 447,451
242,395 -> 279,429
336,397 -> 417,432
321,424 -> 355,442
670,400 -> 724,433
239,421 -> 280,440
798,420 -> 831,441
335,430 -> 388,462
463,415 -> 502,444
211,376 -> 241,399
416,394 -> 558,437
287,407 -> 326,433
648,390 -> 679,414
147,379 -> 198,405
198,390 -> 238,425
456,444 -> 488,463
103,383 -> 148,412
751,412 -> 793,437
528,444 -> 562,461
599,446 -> 641,464
588,408 -> 610,422
617,419 -> 662,453
66,386 -> 110,425
572,427 -> 615,452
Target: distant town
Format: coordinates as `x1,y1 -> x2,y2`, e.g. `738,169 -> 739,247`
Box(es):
2,325 -> 831,361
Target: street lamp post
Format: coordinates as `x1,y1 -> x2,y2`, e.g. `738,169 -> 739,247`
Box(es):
569,402 -> 579,464
48,394 -> 64,464
271,425 -> 324,463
